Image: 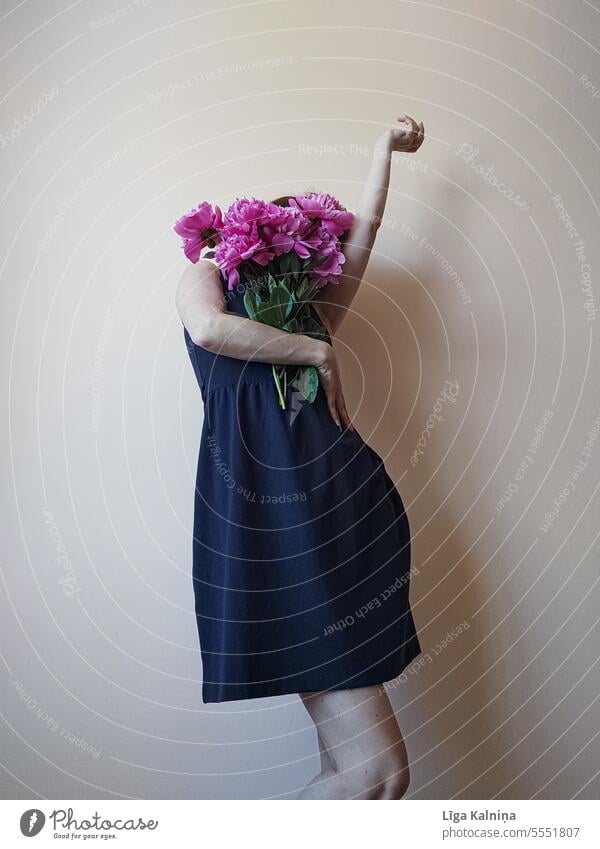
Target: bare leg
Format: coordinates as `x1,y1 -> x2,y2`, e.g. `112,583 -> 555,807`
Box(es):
296,685 -> 411,800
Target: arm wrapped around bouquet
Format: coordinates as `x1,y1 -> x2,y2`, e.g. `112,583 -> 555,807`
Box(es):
174,194 -> 354,409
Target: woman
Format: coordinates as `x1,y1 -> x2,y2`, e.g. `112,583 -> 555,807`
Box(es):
176,114 -> 425,800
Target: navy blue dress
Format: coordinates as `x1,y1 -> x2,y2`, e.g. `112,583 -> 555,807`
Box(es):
184,271 -> 422,703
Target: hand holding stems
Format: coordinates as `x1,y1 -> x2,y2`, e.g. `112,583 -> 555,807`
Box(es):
177,261 -> 353,431
313,341 -> 353,432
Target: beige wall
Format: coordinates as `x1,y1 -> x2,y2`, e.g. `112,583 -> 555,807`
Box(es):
2,0 -> 599,799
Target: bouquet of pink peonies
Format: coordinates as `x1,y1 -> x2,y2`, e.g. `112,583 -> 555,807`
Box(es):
174,194 -> 354,409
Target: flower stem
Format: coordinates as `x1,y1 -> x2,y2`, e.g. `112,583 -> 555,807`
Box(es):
272,364 -> 286,409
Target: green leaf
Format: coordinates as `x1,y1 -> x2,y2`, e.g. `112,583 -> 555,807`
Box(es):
295,276 -> 313,304
303,316 -> 329,341
250,283 -> 291,327
288,252 -> 301,276
243,288 -> 260,320
279,252 -> 290,281
279,282 -> 294,319
282,316 -> 300,333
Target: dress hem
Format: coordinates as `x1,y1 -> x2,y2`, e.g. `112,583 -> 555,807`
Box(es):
200,638 -> 422,704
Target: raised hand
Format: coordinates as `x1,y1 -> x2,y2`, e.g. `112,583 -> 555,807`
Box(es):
383,113 -> 425,154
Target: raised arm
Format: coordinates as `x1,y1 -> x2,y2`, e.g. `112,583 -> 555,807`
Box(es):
176,259 -> 353,429
312,114 -> 425,336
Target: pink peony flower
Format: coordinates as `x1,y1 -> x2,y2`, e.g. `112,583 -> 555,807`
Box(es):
312,248 -> 347,286
215,233 -> 274,288
290,192 -> 354,237
221,197 -> 271,238
305,225 -> 347,286
260,204 -> 313,258
173,202 -> 223,263
174,193 -> 351,289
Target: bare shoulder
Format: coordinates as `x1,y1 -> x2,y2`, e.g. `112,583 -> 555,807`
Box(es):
176,259 -> 224,320
180,258 -> 219,282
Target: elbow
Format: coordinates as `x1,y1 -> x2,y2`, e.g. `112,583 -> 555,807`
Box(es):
189,328 -> 211,350
189,315 -> 221,351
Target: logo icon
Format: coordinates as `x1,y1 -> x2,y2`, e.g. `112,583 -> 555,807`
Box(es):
19,810 -> 45,837
287,383 -> 309,426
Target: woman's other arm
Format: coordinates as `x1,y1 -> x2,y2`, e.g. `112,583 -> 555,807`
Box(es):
176,259 -> 353,428
312,114 -> 425,336
176,259 -> 329,366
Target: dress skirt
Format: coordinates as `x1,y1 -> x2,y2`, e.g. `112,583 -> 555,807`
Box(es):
184,273 -> 422,703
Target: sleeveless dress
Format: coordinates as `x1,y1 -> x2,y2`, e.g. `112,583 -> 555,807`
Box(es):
184,271 -> 422,703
